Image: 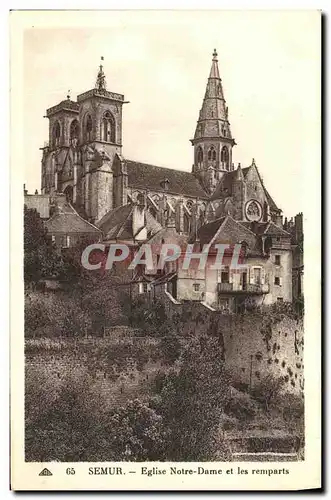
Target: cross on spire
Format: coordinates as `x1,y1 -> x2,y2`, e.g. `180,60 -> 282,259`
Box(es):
95,56 -> 106,90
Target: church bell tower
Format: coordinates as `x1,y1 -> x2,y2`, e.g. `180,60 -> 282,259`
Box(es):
77,57 -> 127,221
191,50 -> 236,193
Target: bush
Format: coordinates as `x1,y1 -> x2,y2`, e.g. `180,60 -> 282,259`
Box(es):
25,292 -> 91,338
224,389 -> 257,421
153,336 -> 230,460
25,362 -> 165,462
251,375 -> 285,412
130,298 -> 166,332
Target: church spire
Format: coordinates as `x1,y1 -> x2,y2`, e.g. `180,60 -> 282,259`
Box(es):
193,49 -> 234,141
95,56 -> 106,90
191,50 -> 236,182
209,49 -> 220,78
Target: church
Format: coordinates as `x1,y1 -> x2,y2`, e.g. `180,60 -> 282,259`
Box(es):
29,50 -> 299,311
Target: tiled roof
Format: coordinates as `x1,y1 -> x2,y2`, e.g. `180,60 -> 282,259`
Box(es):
197,216 -> 259,251
147,226 -> 188,247
197,217 -> 226,244
263,188 -> 279,212
126,160 -> 208,199
211,165 -> 280,212
45,203 -> 101,234
240,221 -> 269,235
46,99 -> 79,117
151,272 -> 177,285
263,221 -> 291,236
97,204 -> 132,237
97,203 -> 162,241
239,221 -> 290,237
210,170 -> 238,200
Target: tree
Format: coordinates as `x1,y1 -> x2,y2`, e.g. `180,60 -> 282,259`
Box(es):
24,206 -> 61,283
25,362 -> 165,461
154,335 -> 230,460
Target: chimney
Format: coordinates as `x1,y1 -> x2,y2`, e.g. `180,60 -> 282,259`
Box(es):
295,212 -> 303,242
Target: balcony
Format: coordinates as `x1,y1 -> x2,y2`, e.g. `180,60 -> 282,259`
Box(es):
217,282 -> 270,294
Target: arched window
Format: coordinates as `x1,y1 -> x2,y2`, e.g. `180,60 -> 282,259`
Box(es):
85,114 -> 93,142
64,185 -> 73,204
208,146 -> 217,161
221,146 -> 230,170
186,200 -> 193,211
101,111 -> 115,143
196,146 -> 203,167
70,119 -> 79,145
52,121 -> 61,147
183,213 -> 191,234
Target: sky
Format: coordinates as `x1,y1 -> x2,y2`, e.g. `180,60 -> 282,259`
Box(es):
22,10 -> 320,218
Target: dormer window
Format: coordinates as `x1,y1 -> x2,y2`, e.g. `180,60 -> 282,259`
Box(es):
160,178 -> 170,191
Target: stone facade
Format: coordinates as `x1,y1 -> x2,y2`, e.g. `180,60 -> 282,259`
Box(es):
38,51 -> 299,310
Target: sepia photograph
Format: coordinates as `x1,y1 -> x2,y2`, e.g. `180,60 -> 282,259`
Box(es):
10,9 -> 321,491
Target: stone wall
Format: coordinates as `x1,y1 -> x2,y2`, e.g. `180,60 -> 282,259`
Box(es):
156,291 -> 304,394
220,313 -> 304,394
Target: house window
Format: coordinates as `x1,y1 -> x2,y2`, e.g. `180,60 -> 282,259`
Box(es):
277,297 -> 284,303
276,237 -> 281,242
193,283 -> 200,291
221,266 -> 229,283
139,283 -> 148,294
253,267 -> 262,285
274,276 -> 281,286
275,255 -> 281,266
51,235 -> 55,243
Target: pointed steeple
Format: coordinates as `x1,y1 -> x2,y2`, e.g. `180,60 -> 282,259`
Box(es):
191,50 -> 236,185
209,49 -> 220,78
95,56 -> 107,90
193,49 -> 234,142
